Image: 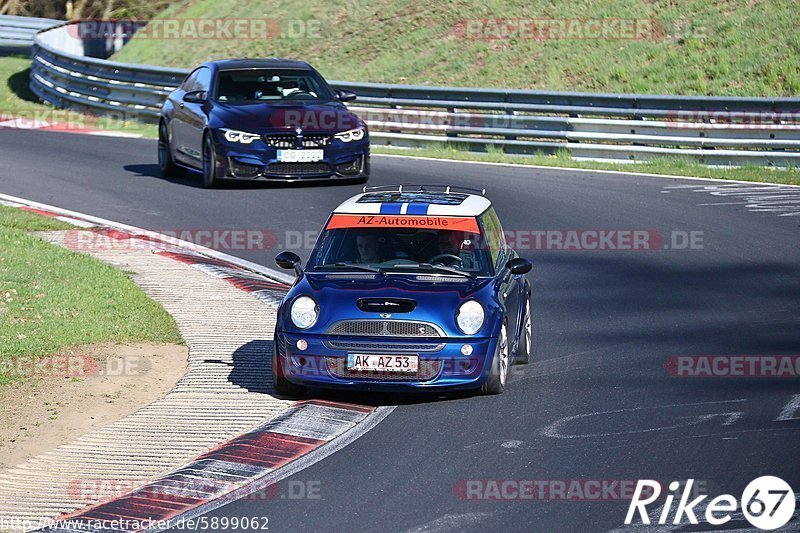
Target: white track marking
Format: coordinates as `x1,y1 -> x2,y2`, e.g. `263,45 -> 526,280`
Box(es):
542,399 -> 747,439
776,394 -> 800,421
402,512 -> 493,533
663,183 -> 800,216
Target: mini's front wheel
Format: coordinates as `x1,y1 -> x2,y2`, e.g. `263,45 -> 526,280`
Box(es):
482,323 -> 509,395
515,298 -> 532,365
272,335 -> 306,398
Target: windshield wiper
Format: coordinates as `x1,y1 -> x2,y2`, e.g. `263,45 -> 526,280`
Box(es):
398,263 -> 477,279
313,263 -> 384,275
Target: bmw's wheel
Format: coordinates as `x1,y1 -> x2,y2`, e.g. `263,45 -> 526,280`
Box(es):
482,322 -> 509,395
158,121 -> 184,177
272,334 -> 306,398
201,132 -> 218,188
515,298 -> 532,365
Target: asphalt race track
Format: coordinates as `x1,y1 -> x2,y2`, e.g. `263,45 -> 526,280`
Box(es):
1,129 -> 799,532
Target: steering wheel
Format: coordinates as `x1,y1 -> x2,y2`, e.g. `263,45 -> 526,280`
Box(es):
284,91 -> 315,99
429,254 -> 463,266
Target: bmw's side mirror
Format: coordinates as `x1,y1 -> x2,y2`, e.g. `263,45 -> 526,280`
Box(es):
336,89 -> 357,102
183,90 -> 207,104
506,257 -> 532,276
276,251 -> 302,276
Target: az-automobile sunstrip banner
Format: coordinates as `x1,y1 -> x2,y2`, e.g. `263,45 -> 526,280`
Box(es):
326,214 -> 480,233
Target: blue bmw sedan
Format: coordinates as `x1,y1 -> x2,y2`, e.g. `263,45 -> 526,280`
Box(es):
272,185 -> 533,397
158,59 -> 369,187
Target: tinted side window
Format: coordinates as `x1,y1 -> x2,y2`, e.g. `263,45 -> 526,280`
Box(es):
480,207 -> 507,273
181,69 -> 199,91
195,67 -> 212,92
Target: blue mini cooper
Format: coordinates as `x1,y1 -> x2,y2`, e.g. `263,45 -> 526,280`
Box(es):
273,185 -> 532,396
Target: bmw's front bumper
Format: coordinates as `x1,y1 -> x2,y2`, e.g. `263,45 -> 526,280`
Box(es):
276,332 -> 497,392
210,131 -> 370,182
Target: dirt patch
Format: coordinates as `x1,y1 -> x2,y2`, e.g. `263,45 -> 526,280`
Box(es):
0,342 -> 187,469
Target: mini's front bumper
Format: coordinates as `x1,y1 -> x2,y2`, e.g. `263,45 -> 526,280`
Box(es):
276,332 -> 497,392
211,132 -> 370,181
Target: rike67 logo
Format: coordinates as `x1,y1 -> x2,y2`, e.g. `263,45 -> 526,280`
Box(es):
626,477 -> 796,530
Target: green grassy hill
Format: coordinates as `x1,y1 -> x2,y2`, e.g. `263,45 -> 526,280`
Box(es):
111,0 -> 800,96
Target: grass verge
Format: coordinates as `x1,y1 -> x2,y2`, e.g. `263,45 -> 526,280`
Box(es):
371,145 -> 800,186
0,205 -> 182,384
112,0 -> 800,97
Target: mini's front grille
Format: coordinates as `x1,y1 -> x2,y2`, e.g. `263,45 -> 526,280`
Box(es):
326,357 -> 442,381
263,134 -> 332,148
266,162 -> 332,176
325,340 -> 444,352
326,320 -> 441,337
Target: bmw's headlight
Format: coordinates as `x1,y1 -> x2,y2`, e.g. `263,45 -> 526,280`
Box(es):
221,128 -> 261,144
456,300 -> 485,335
334,127 -> 365,142
290,296 -> 318,329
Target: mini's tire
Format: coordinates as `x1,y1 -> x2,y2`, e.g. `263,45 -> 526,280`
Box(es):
481,322 -> 509,395
515,297 -> 532,365
272,334 -> 306,398
158,121 -> 184,177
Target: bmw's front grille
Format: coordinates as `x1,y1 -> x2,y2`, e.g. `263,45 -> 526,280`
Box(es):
326,320 -> 442,337
263,135 -> 295,148
325,340 -> 444,352
326,357 -> 442,381
263,134 -> 332,148
266,162 -> 332,176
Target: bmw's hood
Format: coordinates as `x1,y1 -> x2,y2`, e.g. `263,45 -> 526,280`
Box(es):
281,274 -> 497,337
209,101 -> 362,134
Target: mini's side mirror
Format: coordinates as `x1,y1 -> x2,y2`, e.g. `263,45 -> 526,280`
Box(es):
276,251 -> 302,275
506,257 -> 532,276
183,90 -> 207,104
336,89 -> 357,102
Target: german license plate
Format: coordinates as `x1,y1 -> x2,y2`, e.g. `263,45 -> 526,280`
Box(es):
277,149 -> 323,162
347,354 -> 419,373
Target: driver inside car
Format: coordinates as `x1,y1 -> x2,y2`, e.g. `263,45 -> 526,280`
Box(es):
435,231 -> 479,269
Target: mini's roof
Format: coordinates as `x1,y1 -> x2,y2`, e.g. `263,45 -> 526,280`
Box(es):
333,190 -> 492,217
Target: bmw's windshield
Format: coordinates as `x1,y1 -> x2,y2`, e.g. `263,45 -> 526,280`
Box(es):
214,69 -> 333,103
307,227 -> 493,277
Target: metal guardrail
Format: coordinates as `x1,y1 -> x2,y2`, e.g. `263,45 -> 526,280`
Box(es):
26,20 -> 800,166
0,15 -> 60,49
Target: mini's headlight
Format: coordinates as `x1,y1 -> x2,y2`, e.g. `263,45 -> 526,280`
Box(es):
221,128 -> 261,144
456,300 -> 485,335
334,127 -> 365,142
290,296 -> 318,329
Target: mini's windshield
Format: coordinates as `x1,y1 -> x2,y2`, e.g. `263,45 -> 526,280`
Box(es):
214,69 -> 333,103
307,227 -> 493,276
